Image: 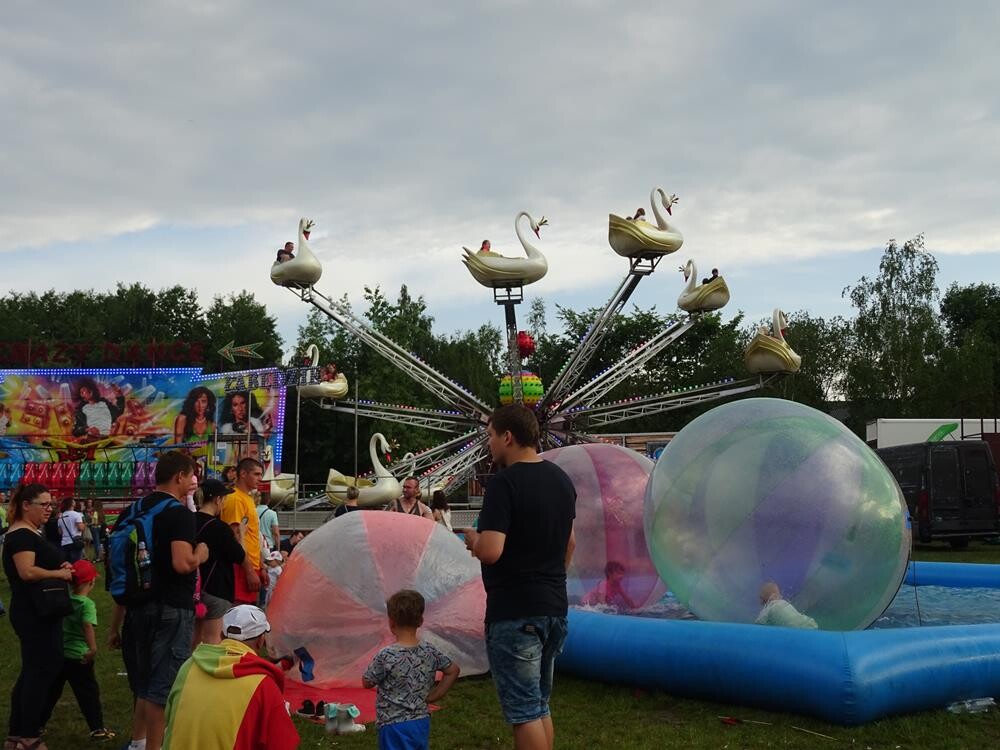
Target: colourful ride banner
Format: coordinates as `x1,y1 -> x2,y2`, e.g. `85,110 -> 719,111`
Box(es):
0,367 -> 286,481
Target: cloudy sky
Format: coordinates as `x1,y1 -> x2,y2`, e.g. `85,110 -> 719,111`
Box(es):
3,1 -> 999,352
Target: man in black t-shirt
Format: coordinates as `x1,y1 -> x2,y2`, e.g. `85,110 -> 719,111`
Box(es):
108,451 -> 208,750
464,405 -> 576,750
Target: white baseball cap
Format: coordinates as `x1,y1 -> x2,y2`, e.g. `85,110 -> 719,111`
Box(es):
222,605 -> 271,641
268,551 -> 283,561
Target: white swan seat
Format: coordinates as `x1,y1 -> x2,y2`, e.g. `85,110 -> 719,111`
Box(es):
262,444 -> 298,505
299,373 -> 349,400
297,343 -> 349,399
677,259 -> 730,313
462,212 -> 548,288
608,188 -> 684,258
325,432 -> 402,508
745,308 -> 802,374
270,217 -> 323,287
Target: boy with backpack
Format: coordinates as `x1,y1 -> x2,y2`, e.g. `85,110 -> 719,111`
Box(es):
107,451 -> 209,750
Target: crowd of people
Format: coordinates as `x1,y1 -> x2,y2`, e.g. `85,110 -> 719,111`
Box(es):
1,404 -> 580,750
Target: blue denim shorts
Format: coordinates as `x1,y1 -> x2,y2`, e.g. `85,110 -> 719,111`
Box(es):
485,616 -> 568,725
122,602 -> 195,705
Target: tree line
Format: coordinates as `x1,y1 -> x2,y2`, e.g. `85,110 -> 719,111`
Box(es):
2,235 -> 997,485
0,284 -> 283,369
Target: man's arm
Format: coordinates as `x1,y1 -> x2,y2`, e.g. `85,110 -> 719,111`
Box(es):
109,604 -> 125,649
242,555 -> 261,592
565,527 -> 576,570
464,529 -> 506,565
171,539 -> 209,574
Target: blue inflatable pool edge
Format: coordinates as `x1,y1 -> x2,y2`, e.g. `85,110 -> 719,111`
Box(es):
557,562 -> 1000,725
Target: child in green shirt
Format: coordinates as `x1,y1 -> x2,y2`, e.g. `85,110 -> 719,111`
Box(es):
39,559 -> 116,740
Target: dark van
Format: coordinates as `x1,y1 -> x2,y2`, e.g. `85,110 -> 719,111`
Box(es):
877,440 -> 1000,548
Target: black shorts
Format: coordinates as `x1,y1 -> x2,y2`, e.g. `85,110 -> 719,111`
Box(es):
122,602 -> 195,705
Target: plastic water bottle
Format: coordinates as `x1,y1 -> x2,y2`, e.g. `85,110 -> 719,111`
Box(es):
946,697 -> 995,713
137,541 -> 152,590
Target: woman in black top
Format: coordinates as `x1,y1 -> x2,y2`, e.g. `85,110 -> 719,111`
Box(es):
192,479 -> 246,646
2,483 -> 73,750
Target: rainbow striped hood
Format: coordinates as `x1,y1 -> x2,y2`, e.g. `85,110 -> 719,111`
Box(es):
163,639 -> 296,750
190,639 -> 287,687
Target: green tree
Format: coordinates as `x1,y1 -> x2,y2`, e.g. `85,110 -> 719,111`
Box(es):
940,283 -> 1000,348
939,283 -> 1000,413
286,286 -> 503,486
204,291 -> 283,369
763,312 -> 851,409
843,235 -> 943,412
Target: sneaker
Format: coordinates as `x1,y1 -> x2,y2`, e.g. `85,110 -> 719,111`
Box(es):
295,700 -> 315,718
334,704 -> 366,735
89,728 -> 117,741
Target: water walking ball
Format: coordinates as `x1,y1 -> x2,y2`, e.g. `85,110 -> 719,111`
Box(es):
643,398 -> 909,630
541,443 -> 665,610
498,371 -> 544,407
267,512 -> 489,686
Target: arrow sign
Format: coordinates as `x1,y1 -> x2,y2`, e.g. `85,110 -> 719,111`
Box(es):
218,340 -> 265,363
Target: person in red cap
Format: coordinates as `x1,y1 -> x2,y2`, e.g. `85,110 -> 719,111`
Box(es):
39,559 -> 116,741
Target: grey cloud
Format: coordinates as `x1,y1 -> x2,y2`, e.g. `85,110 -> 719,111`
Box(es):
2,1 -> 999,273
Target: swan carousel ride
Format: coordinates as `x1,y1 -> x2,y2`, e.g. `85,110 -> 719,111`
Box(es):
262,445 -> 298,505
608,188 -> 684,259
270,217 -> 323,287
297,344 -> 349,400
744,307 -> 802,374
325,432 -> 402,508
677,259 -> 730,313
462,212 -> 549,288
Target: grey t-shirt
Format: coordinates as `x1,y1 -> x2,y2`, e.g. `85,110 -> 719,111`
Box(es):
363,642 -> 452,727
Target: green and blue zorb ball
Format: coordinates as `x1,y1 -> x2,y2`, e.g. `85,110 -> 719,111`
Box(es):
643,398 -> 909,630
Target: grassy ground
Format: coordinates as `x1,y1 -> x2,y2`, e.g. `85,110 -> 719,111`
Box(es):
0,542 -> 997,749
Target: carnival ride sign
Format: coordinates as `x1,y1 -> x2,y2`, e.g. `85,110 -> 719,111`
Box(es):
0,367 -> 285,472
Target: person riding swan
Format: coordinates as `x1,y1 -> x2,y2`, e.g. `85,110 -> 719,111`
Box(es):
677,259 -> 730,312
744,308 -> 802,374
462,212 -> 548,287
271,218 -> 323,287
608,188 -> 684,258
297,344 -> 349,400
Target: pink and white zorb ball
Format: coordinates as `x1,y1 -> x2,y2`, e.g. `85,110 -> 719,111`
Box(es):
541,443 -> 664,610
267,511 -> 488,687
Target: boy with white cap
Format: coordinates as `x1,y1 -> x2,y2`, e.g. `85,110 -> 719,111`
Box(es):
264,551 -> 283,608
162,605 -> 299,749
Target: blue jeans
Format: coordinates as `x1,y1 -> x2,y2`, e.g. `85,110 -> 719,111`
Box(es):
122,603 -> 195,705
89,525 -> 103,560
485,616 -> 568,725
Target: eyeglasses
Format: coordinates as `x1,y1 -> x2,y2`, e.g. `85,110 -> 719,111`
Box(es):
32,502 -> 55,510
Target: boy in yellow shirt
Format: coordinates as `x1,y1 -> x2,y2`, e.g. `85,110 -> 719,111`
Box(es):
219,458 -> 264,605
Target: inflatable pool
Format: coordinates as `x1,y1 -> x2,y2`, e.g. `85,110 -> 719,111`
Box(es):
557,561 -> 1000,725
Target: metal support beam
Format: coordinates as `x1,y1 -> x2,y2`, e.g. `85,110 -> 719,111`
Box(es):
503,302 -> 523,403
556,315 -> 699,412
291,286 -> 490,418
389,429 -> 487,478
559,376 -> 775,428
316,399 -> 481,434
539,265 -> 654,416
416,433 -> 490,496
